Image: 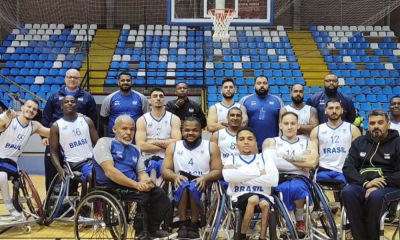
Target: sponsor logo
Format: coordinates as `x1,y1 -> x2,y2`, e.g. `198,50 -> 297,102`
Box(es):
384,154 -> 390,159
360,152 -> 366,157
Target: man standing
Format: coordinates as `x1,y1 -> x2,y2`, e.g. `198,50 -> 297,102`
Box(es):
162,117 -> 222,239
93,115 -> 174,239
310,98 -> 361,184
207,78 -> 248,132
263,112 -> 319,233
50,96 -> 99,185
342,109 -> 400,240
306,73 -> 356,124
41,68 -> 98,190
135,88 -> 181,184
0,99 -> 50,218
100,72 -> 150,137
280,84 -> 319,140
223,127 -> 279,240
8,92 -> 26,113
388,95 -> 400,132
239,76 -> 284,152
166,82 -> 207,129
210,107 -> 242,164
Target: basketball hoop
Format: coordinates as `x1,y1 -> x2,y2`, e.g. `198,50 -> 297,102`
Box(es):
208,8 -> 236,41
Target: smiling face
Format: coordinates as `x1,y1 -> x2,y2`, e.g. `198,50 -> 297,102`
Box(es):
64,69 -> 80,90
182,120 -> 202,144
389,97 -> 400,117
61,96 -> 77,115
21,100 -> 39,120
118,74 -> 132,93
227,108 -> 242,129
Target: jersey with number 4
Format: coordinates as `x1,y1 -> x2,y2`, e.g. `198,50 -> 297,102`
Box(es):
273,136 -> 309,176
56,116 -> 93,163
317,122 -> 352,172
173,140 -> 211,177
217,128 -> 239,165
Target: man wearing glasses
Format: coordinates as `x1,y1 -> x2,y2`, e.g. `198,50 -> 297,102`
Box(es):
306,73 -> 356,124
41,68 -> 98,191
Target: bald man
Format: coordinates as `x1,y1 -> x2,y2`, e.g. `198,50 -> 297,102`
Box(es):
306,74 -> 356,124
42,68 -> 98,191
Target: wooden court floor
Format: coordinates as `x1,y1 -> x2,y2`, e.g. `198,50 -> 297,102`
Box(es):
0,175 -> 398,240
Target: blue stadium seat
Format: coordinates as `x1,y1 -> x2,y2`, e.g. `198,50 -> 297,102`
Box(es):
275,78 -> 285,86
238,86 -> 248,94
356,94 -> 366,102
386,78 -> 395,86
352,86 -> 361,94
236,78 -> 245,86
311,86 -> 320,93
377,94 -> 387,102
382,86 -> 393,94
371,103 -> 382,110
366,79 -> 376,86
361,86 -> 371,94
286,78 -> 295,85
280,86 -> 289,94
366,95 -> 377,102
246,78 -> 255,85
270,86 -> 279,94
342,86 -> 351,95
360,103 -> 371,112
383,103 -> 390,111
393,87 -> 400,95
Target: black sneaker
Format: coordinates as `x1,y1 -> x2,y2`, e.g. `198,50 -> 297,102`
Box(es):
149,229 -> 177,240
177,225 -> 188,238
187,228 -> 200,239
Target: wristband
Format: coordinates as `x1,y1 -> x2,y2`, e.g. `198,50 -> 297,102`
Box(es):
0,112 -> 10,122
363,181 -> 369,188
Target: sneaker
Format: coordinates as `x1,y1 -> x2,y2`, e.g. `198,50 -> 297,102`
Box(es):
296,220 -> 306,239
177,225 -> 188,238
187,228 -> 200,239
149,229 -> 177,240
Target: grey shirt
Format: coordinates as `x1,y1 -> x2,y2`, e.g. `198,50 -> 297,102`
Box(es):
8,93 -> 26,112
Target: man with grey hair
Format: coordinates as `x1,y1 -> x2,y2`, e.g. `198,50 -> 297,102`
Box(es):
41,68 -> 98,191
342,109 -> 400,240
93,115 -> 174,239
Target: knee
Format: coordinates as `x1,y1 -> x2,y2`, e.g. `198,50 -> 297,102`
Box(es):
259,200 -> 270,211
342,184 -> 357,197
247,195 -> 260,207
366,190 -> 385,203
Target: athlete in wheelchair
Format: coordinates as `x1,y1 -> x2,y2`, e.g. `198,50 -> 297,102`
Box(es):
74,115 -> 174,240
162,117 -> 223,239
0,102 -> 49,231
341,109 -> 400,240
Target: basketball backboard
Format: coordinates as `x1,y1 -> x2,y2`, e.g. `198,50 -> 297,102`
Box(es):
167,0 -> 274,26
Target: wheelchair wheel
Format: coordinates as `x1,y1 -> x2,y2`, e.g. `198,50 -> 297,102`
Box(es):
202,189 -> 222,240
272,195 -> 298,240
18,170 -> 44,225
233,208 -> 242,240
74,190 -> 127,240
43,173 -> 68,226
311,181 -> 338,239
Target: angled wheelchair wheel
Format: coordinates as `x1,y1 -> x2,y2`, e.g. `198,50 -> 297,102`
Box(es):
272,195 -> 298,240
311,181 -> 338,239
43,173 -> 68,226
233,208 -> 242,240
202,186 -> 223,240
74,190 -> 127,240
18,170 -> 45,225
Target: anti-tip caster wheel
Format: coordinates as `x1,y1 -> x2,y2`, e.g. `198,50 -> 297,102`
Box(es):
24,226 -> 32,233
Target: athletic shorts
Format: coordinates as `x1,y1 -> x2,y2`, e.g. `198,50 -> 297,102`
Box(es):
276,178 -> 313,211
233,192 -> 270,213
0,158 -> 18,180
69,160 -> 93,180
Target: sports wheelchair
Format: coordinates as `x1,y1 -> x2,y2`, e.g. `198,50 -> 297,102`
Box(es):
0,170 -> 44,233
43,160 -> 89,226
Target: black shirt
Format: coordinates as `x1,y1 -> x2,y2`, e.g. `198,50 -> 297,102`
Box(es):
165,98 -> 207,129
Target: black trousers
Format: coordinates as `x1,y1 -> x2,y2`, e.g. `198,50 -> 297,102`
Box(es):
44,145 -> 64,191
342,184 -> 400,240
108,185 -> 169,233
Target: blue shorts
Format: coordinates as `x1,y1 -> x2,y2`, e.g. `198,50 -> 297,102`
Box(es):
276,178 -> 313,211
317,170 -> 347,185
69,161 -> 93,180
219,180 -> 229,191
145,160 -> 163,179
0,158 -> 18,179
173,181 -> 203,205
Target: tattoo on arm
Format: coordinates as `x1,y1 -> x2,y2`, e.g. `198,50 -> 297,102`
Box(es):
279,154 -> 306,163
309,108 -> 318,125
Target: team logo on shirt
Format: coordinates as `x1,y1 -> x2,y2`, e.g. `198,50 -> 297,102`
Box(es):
321,130 -> 327,135
62,125 -> 68,131
12,124 -> 17,131
116,151 -> 123,158
360,152 -> 366,157
343,129 -> 346,134
132,156 -> 137,162
189,108 -> 194,113
132,101 -> 137,105
17,134 -> 25,141
251,101 -> 256,105
77,97 -> 83,101
277,142 -> 283,147
200,150 -> 204,156
148,122 -> 153,127
269,101 -> 274,105
300,144 -> 304,150
114,100 -> 120,106
218,108 -> 223,112
220,135 -> 226,140
235,162 -> 242,168
384,154 -> 390,159
164,120 -> 169,126
59,96 -> 64,100
177,150 -> 183,155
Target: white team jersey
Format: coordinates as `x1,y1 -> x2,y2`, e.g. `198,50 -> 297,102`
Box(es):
0,118 -> 33,162
273,136 -> 309,176
214,102 -> 242,123
142,111 -> 173,160
390,120 -> 400,133
224,153 -> 274,202
317,122 -> 352,172
284,104 -> 312,140
217,128 -> 239,165
173,140 -> 211,177
56,116 -> 94,163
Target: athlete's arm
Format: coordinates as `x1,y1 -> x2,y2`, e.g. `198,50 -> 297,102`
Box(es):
207,106 -> 226,132
32,121 -> 50,138
135,116 -> 164,153
49,123 -> 64,177
298,107 -> 319,135
149,115 -> 182,148
281,141 -> 319,169
222,157 -> 263,183
161,143 -> 188,189
201,143 -> 222,183
262,138 -> 276,151
309,126 -> 319,148
99,96 -> 111,126
240,105 -> 248,127
241,153 -> 279,187
351,124 -> 361,142
0,109 -> 17,129
209,131 -> 218,145
86,117 -> 99,146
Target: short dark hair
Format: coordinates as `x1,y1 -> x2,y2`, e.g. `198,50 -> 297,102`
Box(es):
255,75 -> 269,82
118,72 -> 132,79
228,107 -> 242,115
236,127 -> 256,140
281,111 -> 298,121
175,82 -> 188,88
389,95 -> 400,104
184,116 -> 201,127
222,78 -> 235,87
26,98 -> 39,106
325,98 -> 342,108
368,109 -> 389,122
290,83 -> 304,92
150,87 -> 165,96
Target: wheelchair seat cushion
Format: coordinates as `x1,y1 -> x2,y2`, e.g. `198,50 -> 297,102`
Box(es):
316,179 -> 346,187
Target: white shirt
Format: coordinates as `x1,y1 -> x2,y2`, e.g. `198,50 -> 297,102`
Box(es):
56,116 -> 94,163
0,118 -> 33,162
390,120 -> 400,133
217,128 -> 239,165
214,102 -> 242,123
284,104 -> 312,140
173,140 -> 211,177
272,136 -> 309,176
142,111 -> 173,160
317,121 -> 353,173
222,152 -> 279,202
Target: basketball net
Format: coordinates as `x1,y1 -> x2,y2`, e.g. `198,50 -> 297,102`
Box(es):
208,8 -> 236,41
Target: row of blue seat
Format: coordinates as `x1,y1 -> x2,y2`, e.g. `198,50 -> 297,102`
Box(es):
5,60 -> 81,69
1,68 -> 69,76
324,49 -> 396,56
105,78 -> 204,86
0,53 -> 84,61
327,62 -> 400,70
320,42 -> 398,50
314,36 -> 394,43
324,55 -> 398,63
2,35 -> 77,46
0,75 -> 65,85
205,77 -> 306,86
345,78 -> 398,86
331,70 -> 399,78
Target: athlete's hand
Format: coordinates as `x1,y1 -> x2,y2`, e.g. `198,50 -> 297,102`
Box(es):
365,187 -> 378,198
192,176 -> 207,192
141,178 -> 155,189
176,99 -> 185,108
6,109 -> 17,119
57,169 -> 67,182
41,138 -> 49,146
220,121 -> 228,127
366,177 -> 386,189
134,182 -> 152,192
174,175 -> 188,189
